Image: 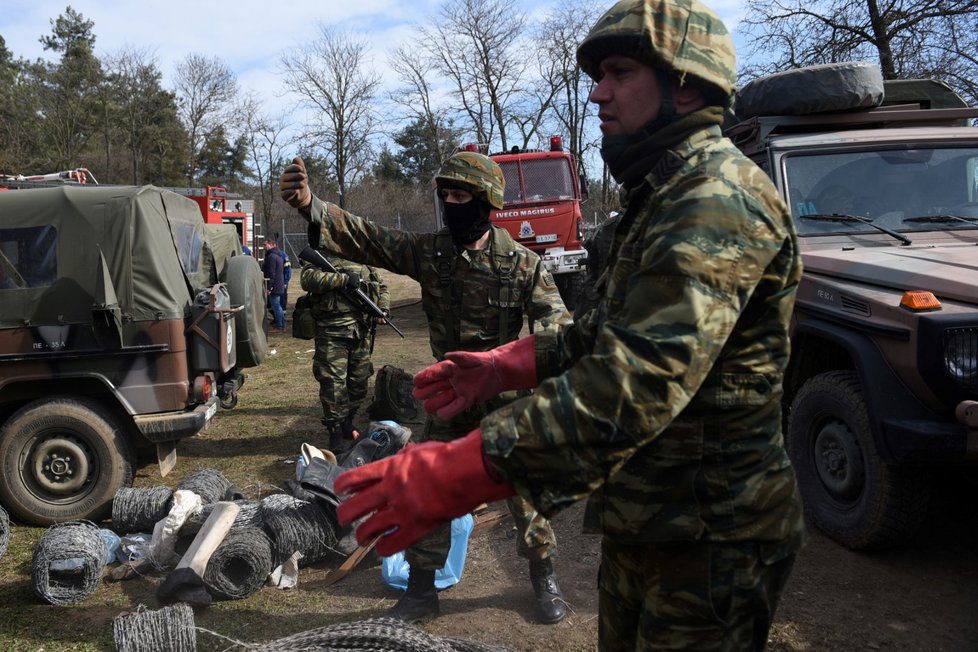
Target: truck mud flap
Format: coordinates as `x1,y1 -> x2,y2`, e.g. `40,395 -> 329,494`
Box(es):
157,440 -> 178,477
133,398 -> 219,443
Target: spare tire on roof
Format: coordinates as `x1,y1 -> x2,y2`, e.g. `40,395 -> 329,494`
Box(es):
735,61 -> 884,120
226,254 -> 268,368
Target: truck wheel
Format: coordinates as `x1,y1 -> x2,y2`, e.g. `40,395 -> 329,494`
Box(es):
0,398 -> 134,526
787,370 -> 931,550
555,272 -> 586,310
227,254 -> 268,368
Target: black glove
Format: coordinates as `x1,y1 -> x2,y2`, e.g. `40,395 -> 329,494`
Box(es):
342,271 -> 361,290
280,156 -> 312,212
298,457 -> 344,509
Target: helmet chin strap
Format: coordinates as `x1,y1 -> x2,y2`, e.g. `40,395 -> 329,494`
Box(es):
639,69 -> 678,135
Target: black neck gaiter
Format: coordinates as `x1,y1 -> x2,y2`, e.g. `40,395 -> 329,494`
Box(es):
601,105 -> 725,190
443,200 -> 492,247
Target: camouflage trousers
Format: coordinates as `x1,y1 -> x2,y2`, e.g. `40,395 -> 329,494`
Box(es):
598,538 -> 797,651
404,414 -> 557,570
312,331 -> 373,425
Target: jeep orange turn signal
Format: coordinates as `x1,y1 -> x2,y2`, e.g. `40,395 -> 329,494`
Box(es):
900,290 -> 941,311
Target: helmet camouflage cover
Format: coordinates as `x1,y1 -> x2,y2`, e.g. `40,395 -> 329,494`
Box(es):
576,0 -> 736,103
435,151 -> 506,210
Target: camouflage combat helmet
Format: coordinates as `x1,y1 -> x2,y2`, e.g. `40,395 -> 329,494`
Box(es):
576,0 -> 736,103
434,151 -> 506,210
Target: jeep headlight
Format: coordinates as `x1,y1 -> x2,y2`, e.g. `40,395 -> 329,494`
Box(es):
944,327 -> 978,382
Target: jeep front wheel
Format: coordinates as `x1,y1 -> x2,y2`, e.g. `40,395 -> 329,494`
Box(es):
787,370 -> 930,550
0,398 -> 134,525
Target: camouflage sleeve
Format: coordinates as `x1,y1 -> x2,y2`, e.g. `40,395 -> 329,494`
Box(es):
307,195 -> 427,281
480,178 -> 795,517
524,261 -> 571,379
299,263 -> 346,293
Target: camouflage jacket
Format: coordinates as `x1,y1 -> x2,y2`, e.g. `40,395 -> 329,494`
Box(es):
305,199 -> 569,430
299,251 -> 388,337
480,125 -> 805,545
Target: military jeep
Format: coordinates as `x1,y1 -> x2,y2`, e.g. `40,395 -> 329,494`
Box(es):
0,184 -> 268,525
726,62 -> 978,550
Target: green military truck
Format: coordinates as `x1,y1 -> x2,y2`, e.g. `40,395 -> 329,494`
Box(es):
0,184 -> 268,525
725,62 -> 978,550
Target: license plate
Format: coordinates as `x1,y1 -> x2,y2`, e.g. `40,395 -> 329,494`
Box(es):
204,401 -> 218,423
536,234 -> 558,243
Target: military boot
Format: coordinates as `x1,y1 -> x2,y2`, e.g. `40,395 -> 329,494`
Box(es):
388,568 -> 439,623
327,419 -> 355,455
529,558 -> 566,624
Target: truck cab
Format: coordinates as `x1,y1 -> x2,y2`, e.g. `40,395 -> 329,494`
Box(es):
725,62 -> 978,550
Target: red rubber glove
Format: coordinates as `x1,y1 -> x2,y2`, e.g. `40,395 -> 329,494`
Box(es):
334,430 -> 514,556
412,335 -> 538,420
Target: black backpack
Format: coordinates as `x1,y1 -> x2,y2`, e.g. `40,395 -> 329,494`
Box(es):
367,365 -> 424,425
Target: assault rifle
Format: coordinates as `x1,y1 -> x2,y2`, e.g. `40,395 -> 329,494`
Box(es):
298,246 -> 404,338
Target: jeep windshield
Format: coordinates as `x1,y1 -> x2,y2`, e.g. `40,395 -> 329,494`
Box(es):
783,147 -> 978,236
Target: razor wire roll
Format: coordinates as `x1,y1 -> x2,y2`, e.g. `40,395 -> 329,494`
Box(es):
261,498 -> 338,566
202,526 -> 274,600
0,504 -> 9,559
112,602 -> 197,652
253,616 -> 516,652
113,486 -> 173,534
177,468 -> 236,504
31,520 -> 105,605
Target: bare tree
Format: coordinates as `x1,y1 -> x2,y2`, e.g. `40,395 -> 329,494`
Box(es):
239,96 -> 297,225
388,45 -> 463,167
417,0 -> 530,151
536,0 -> 603,168
280,26 -> 380,209
739,0 -> 978,104
173,53 -> 238,185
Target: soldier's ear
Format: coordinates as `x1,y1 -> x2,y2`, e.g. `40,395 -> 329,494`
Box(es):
674,83 -> 706,114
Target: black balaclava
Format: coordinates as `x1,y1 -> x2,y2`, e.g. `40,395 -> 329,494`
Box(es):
442,190 -> 492,247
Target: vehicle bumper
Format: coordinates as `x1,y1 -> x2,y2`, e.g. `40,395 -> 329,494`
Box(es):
884,399 -> 978,462
133,397 -> 220,442
541,248 -> 587,275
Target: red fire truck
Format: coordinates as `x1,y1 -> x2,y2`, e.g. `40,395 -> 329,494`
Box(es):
0,169 -> 257,254
439,137 -> 589,307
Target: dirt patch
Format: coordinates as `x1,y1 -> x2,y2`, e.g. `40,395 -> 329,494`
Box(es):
1,271 -> 977,651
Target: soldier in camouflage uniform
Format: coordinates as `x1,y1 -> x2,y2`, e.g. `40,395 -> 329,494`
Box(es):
279,152 -> 571,624
332,1 -> 806,650
300,252 -> 389,452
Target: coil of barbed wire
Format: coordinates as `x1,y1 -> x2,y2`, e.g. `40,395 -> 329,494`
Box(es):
261,499 -> 338,566
0,504 -> 9,559
31,520 -> 105,605
181,499 -> 262,536
112,486 -> 173,534
258,492 -> 302,516
253,617 -> 516,652
177,468 -> 237,504
202,526 -> 274,601
113,602 -> 197,652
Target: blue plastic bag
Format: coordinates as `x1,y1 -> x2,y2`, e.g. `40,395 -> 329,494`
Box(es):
381,513 -> 474,590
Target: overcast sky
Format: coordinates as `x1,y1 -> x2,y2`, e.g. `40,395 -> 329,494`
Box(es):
1,0 -> 751,120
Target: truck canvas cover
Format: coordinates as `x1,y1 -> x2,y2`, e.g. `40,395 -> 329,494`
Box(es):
0,185 -> 207,328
